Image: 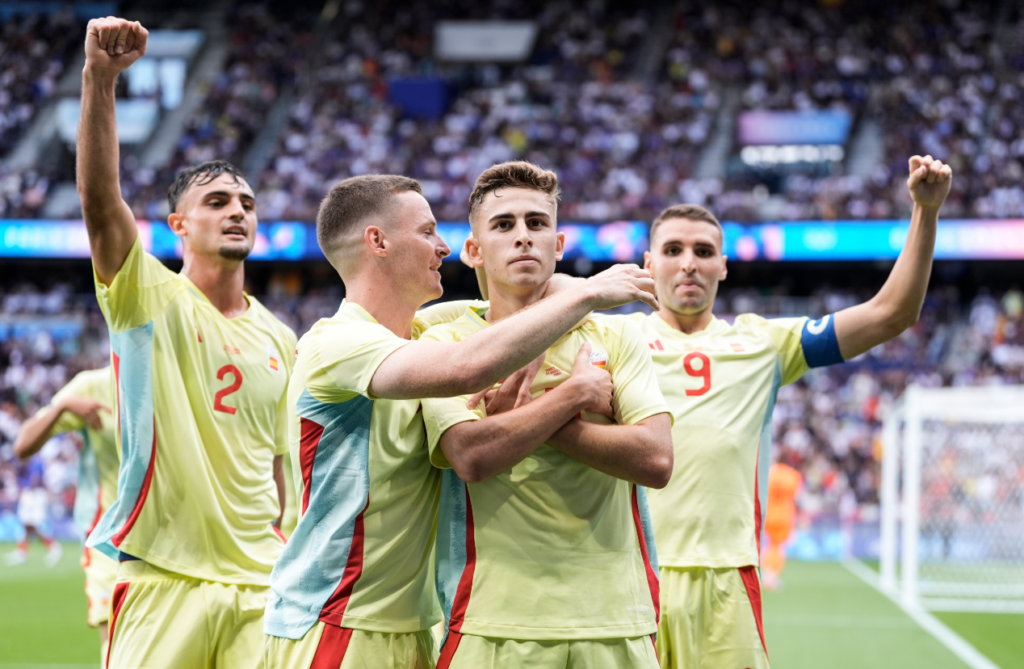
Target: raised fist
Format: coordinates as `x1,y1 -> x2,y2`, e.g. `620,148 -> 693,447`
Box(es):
907,155 -> 953,210
84,17 -> 148,74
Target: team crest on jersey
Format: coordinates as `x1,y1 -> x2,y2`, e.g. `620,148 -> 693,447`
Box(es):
589,348 -> 608,369
730,342 -> 745,353
267,344 -> 281,372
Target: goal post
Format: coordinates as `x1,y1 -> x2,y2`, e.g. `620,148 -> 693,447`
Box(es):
880,384 -> 1024,613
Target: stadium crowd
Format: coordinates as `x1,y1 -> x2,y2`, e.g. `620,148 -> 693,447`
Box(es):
6,2 -> 1024,223
2,281 -> 1021,544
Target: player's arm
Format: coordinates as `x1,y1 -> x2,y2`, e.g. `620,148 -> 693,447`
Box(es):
546,413 -> 673,489
272,455 -> 285,526
368,264 -> 658,399
833,155 -> 952,359
438,344 -> 613,483
13,396 -> 110,460
78,17 -> 149,286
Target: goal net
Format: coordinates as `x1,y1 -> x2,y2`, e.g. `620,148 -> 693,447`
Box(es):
880,385 -> 1024,613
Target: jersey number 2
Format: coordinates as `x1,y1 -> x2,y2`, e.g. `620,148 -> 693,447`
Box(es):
683,352 -> 711,396
214,364 -> 243,415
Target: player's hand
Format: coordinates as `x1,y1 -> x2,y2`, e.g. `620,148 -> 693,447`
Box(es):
84,17 -> 148,74
59,396 -> 112,431
564,343 -> 614,419
583,264 -> 659,311
907,155 -> 952,209
468,353 -> 545,415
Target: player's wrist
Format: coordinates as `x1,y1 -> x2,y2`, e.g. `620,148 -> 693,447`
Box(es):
82,63 -> 120,86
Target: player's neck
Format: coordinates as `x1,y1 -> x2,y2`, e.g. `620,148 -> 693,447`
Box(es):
181,256 -> 248,318
483,280 -> 547,324
656,304 -> 715,335
344,276 -> 419,339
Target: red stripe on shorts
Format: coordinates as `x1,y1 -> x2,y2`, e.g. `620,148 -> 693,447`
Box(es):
299,418 -> 325,515
631,485 -> 661,622
437,631 -> 464,669
310,624 -> 354,669
739,565 -> 768,659
106,581 -> 130,668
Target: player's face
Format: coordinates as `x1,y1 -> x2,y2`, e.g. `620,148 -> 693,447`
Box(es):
644,218 -> 727,316
170,174 -> 258,263
388,191 -> 450,303
466,188 -> 564,293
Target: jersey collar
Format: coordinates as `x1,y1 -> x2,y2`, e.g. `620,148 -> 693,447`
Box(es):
647,311 -> 728,339
338,299 -> 379,324
179,273 -> 254,322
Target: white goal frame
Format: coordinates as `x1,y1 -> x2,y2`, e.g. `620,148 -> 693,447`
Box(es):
880,384 -> 1024,613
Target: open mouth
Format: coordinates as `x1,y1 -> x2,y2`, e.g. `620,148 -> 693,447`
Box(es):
223,225 -> 247,239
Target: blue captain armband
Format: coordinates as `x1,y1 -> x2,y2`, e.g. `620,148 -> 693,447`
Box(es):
801,314 -> 844,368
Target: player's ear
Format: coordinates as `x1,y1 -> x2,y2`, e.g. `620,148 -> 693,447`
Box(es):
720,254 -> 728,281
464,234 -> 485,268
554,231 -> 565,261
365,225 -> 388,258
643,251 -> 654,274
167,211 -> 186,238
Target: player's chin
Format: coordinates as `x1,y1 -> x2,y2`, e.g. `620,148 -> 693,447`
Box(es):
218,242 -> 252,261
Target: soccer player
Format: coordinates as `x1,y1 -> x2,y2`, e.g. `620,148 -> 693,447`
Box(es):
638,155 -> 952,668
762,459 -> 803,591
420,161 -> 673,669
5,472 -> 61,566
13,366 -> 118,658
78,18 -> 297,668
264,174 -> 660,668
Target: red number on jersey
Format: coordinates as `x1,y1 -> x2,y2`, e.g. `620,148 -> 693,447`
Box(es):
214,364 -> 243,415
683,352 -> 711,396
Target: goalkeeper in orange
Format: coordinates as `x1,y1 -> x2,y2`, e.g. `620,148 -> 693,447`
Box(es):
762,458 -> 803,591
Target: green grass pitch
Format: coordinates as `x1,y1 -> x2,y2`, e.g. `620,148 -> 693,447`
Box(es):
1,543 -> 1021,668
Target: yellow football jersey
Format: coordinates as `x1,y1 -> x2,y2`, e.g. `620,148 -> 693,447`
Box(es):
421,306 -> 670,642
43,367 -> 118,539
86,238 -> 297,585
623,312 -> 843,569
266,301 -> 447,640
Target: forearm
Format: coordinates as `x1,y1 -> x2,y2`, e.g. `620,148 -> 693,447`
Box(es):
13,406 -> 64,460
835,203 -> 938,359
547,415 -> 673,488
441,385 -> 585,483
79,67 -> 138,283
873,203 -> 938,327
450,289 -> 598,393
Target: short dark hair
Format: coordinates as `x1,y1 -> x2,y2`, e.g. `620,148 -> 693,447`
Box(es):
168,160 -> 250,213
649,203 -> 723,246
468,161 -> 560,221
317,174 -> 423,257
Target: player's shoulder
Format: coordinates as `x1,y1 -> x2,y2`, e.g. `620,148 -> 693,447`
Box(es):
58,366 -> 111,400
419,305 -> 487,342
244,296 -> 298,345
733,312 -> 806,336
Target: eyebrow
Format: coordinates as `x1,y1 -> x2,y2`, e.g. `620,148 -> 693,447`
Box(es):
488,210 -> 551,223
203,190 -> 256,202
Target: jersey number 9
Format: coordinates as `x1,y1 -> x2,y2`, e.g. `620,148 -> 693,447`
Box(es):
683,352 -> 711,396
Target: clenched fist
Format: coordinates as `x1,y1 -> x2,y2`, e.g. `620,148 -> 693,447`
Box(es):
907,155 -> 953,210
84,17 -> 148,74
